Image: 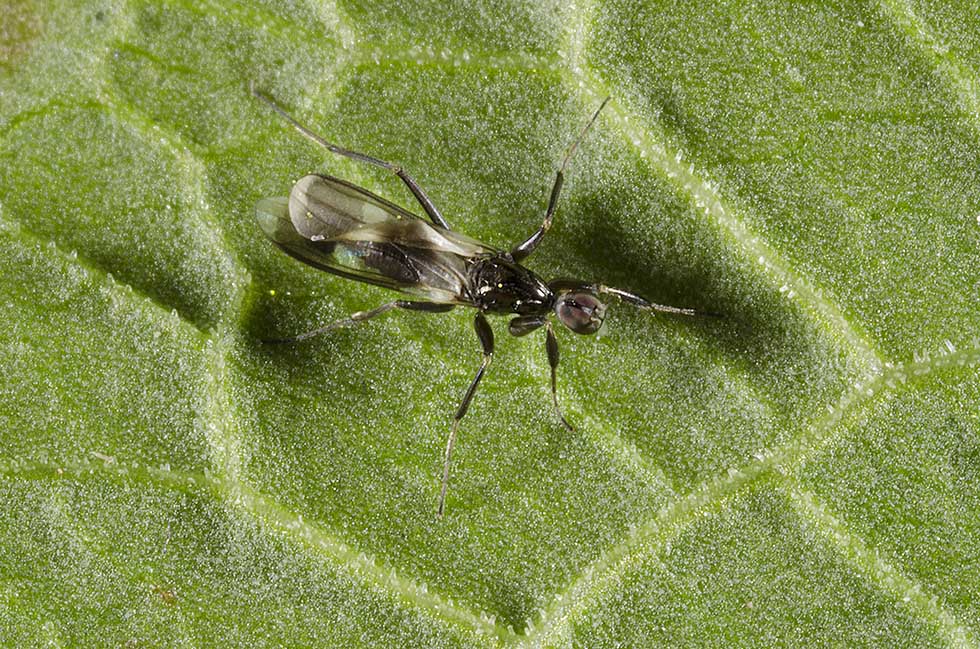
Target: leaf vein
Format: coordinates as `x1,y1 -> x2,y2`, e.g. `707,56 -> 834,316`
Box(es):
527,340 -> 980,644
0,457 -> 515,645
877,0 -> 980,123
784,480 -> 978,647
0,220 -> 207,340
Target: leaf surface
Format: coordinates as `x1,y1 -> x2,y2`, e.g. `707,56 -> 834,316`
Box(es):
1,0 -> 978,645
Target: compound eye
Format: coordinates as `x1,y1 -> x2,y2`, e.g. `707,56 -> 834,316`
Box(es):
555,291 -> 606,334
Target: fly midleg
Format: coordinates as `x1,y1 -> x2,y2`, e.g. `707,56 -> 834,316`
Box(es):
250,83 -> 452,230
438,312 -> 493,517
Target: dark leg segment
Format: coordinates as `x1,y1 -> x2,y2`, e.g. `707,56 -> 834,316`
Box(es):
262,301 -> 454,344
508,315 -> 547,337
510,97 -> 610,262
510,171 -> 563,262
438,312 -> 494,517
545,322 -> 574,432
251,83 -> 451,230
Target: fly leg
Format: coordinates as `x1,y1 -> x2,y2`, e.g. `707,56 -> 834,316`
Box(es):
438,312 -> 494,517
545,322 -> 574,431
262,301 -> 454,344
509,168 -> 564,262
510,97 -> 610,262
251,82 -> 451,230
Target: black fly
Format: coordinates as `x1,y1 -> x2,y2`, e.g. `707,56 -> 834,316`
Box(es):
251,83 -> 714,516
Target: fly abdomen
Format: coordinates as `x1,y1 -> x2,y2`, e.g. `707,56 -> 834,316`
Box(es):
330,240 -> 421,285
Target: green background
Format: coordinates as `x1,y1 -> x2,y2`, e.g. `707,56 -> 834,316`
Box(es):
1,0 -> 978,646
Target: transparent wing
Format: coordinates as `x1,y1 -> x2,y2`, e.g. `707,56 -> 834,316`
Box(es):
256,174 -> 496,303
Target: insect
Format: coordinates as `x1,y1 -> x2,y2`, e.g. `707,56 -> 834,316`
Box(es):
251,83 -> 714,516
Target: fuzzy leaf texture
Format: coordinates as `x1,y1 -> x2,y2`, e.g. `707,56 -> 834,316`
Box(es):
1,0 -> 979,646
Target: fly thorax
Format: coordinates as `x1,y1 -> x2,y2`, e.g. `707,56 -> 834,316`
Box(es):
470,256 -> 554,315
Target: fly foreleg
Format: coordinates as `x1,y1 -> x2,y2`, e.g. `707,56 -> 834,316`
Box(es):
510,171 -> 563,262
510,97 -> 610,262
545,322 -> 574,432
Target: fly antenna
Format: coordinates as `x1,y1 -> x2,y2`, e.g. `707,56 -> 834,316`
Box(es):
558,96 -> 610,175
598,285 -> 722,318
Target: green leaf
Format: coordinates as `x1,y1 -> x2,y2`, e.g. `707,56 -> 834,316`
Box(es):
1,0 -> 978,646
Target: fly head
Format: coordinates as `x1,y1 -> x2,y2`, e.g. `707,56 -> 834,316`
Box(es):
549,282 -> 607,334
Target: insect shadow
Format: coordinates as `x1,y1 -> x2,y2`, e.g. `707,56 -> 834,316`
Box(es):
250,82 -> 719,517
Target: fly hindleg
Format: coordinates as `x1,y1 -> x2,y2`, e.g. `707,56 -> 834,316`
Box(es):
262,301 -> 454,344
